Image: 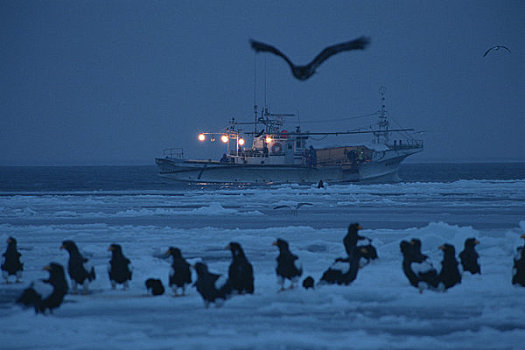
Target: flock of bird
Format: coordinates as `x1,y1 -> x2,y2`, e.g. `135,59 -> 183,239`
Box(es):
249,37 -> 511,82
2,228 -> 525,314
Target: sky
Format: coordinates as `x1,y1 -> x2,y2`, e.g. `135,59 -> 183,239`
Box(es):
1,0 -> 523,165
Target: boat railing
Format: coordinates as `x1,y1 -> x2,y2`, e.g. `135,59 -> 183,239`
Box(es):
389,139 -> 424,150
162,147 -> 185,159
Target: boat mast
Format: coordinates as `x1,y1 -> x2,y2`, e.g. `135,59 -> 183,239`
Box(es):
374,86 -> 390,145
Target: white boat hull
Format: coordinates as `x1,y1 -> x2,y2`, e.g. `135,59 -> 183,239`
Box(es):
156,148 -> 418,184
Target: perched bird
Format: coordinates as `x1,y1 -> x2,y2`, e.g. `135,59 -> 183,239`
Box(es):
165,247 -> 192,296
107,244 -> 132,289
16,263 -> 69,314
483,45 -> 511,57
193,262 -> 227,308
273,202 -> 313,216
343,223 -> 377,263
60,240 -> 96,294
1,236 -> 23,283
320,246 -> 367,286
302,276 -> 315,290
145,278 -> 165,296
224,242 -> 254,295
459,238 -> 481,274
438,244 -> 462,290
273,238 -> 303,290
512,247 -> 525,286
400,240 -> 439,292
250,36 -> 370,81
343,223 -> 366,255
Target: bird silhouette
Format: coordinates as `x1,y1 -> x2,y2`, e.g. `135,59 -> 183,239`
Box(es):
483,45 -> 511,57
273,202 -> 313,216
250,36 -> 370,81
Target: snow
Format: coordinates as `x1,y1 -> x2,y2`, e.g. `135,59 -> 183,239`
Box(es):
1,180 -> 525,349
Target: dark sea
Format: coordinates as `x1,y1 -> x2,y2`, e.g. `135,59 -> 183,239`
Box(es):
1,163 -> 524,193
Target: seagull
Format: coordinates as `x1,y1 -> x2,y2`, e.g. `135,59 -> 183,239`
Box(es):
483,45 -> 511,57
250,36 -> 370,81
273,202 -> 313,216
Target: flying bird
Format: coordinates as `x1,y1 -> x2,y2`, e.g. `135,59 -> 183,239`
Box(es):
483,45 -> 511,57
16,263 -> 69,314
250,36 -> 370,81
60,240 -> 96,294
166,247 -> 192,296
2,236 -> 23,283
273,202 -> 313,216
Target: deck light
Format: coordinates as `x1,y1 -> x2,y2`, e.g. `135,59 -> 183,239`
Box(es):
238,138 -> 245,146
265,136 -> 272,143
221,135 -> 229,143
198,133 -> 206,141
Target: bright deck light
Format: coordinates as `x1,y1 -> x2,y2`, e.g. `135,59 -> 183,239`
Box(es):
198,134 -> 206,141
265,136 -> 272,143
221,135 -> 229,143
238,138 -> 245,146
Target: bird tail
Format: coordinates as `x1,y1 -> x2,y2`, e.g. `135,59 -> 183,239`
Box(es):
89,267 -> 96,281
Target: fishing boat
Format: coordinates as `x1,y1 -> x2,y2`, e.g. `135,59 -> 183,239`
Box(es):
156,93 -> 423,184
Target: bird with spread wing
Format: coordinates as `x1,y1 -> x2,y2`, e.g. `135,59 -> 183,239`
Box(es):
250,36 -> 370,81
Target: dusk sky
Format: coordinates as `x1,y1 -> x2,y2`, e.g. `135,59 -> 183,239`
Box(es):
1,0 -> 523,165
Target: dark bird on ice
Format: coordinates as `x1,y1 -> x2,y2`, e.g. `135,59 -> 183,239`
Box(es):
343,223 -> 378,263
165,247 -> 192,296
320,246 -> 367,286
512,245 -> 525,287
483,45 -> 511,57
60,240 -> 96,294
438,244 -> 462,290
145,278 -> 165,296
273,238 -> 303,290
459,238 -> 481,274
193,262 -> 227,308
107,244 -> 132,289
273,202 -> 313,216
343,223 -> 366,254
250,36 -> 370,81
224,242 -> 254,295
16,263 -> 69,314
400,240 -> 439,292
302,276 -> 315,290
2,236 -> 23,283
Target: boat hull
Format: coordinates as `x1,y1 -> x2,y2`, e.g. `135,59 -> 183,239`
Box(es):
155,148 -> 418,184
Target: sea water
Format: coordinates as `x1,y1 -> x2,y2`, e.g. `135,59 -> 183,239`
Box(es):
0,163 -> 524,349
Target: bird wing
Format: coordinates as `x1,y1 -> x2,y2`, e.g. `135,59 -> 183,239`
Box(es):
273,205 -> 291,210
306,36 -> 370,71
296,202 -> 313,209
483,45 -> 511,57
411,260 -> 434,275
250,39 -> 295,69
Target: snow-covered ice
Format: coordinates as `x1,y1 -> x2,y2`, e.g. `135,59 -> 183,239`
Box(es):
1,180 -> 525,349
